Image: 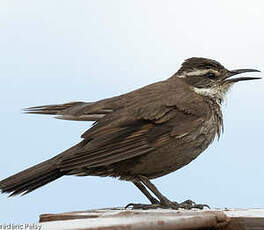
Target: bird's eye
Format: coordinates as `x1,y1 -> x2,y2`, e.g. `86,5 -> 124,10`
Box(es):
207,72 -> 217,79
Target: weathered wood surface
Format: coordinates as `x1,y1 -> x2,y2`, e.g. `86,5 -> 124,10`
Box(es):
39,208 -> 264,230
223,209 -> 264,230
39,208 -> 228,230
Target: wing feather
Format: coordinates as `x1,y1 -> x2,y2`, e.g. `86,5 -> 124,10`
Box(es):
58,121 -> 155,171
24,101 -> 114,121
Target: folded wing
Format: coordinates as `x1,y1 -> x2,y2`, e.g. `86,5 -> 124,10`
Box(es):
24,101 -> 113,121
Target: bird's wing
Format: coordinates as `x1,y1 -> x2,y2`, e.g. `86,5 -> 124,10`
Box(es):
24,99 -> 119,121
58,94 -> 208,172
58,118 -> 156,171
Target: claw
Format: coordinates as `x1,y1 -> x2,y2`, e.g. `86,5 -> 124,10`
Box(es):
125,203 -> 161,210
179,199 -> 210,210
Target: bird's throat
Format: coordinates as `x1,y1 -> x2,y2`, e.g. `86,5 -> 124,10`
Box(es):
191,83 -> 233,104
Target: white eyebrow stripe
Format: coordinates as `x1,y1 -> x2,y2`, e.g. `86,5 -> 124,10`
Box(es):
187,69 -> 220,76
177,69 -> 219,78
186,69 -> 211,76
177,69 -> 210,78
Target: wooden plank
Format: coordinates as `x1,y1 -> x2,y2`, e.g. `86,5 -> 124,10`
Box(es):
39,209 -> 229,230
224,209 -> 264,230
39,208 -> 264,230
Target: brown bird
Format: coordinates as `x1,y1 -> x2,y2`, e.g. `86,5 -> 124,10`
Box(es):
0,57 -> 261,209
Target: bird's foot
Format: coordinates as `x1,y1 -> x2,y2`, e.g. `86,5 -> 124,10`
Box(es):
178,199 -> 210,210
125,199 -> 209,210
126,197 -> 179,210
125,201 -> 179,210
125,203 -> 161,210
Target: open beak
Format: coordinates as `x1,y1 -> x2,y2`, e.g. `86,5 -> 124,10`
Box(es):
225,69 -> 261,83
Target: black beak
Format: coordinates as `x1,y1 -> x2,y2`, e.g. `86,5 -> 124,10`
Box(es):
225,69 -> 261,83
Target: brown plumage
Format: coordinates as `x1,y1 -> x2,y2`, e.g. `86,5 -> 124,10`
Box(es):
0,57 -> 260,209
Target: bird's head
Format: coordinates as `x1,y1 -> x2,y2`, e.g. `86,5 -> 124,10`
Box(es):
176,57 -> 261,102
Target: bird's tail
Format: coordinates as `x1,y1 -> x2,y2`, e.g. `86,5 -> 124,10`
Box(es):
23,101 -> 88,115
0,157 -> 63,196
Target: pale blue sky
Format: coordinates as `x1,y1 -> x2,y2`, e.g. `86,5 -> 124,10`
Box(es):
0,0 -> 264,223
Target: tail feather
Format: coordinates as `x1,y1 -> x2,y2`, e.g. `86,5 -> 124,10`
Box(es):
24,101 -> 88,115
23,101 -> 107,121
0,158 -> 64,196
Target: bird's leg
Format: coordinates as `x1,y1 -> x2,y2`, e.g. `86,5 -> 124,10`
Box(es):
126,176 -> 209,210
125,180 -> 160,209
133,181 -> 159,204
139,176 -> 210,209
138,175 -> 179,209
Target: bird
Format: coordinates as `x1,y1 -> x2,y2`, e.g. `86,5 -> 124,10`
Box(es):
0,57 -> 261,209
